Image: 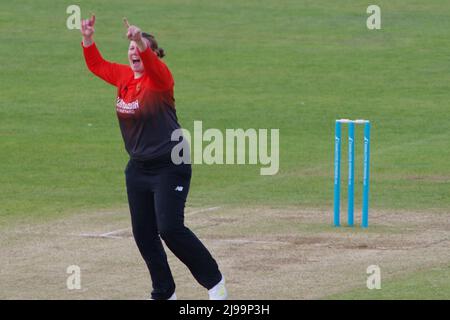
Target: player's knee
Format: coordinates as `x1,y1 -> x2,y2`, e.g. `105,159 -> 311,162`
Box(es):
159,225 -> 185,240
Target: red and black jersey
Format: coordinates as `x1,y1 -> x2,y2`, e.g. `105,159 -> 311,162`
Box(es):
82,42 -> 180,161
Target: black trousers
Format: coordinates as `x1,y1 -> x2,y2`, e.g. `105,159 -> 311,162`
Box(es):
125,155 -> 222,300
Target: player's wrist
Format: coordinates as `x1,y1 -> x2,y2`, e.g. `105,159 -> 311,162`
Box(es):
136,38 -> 147,52
82,36 -> 94,47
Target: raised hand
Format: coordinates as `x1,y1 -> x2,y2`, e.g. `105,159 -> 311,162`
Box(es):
123,18 -> 142,42
81,14 -> 96,46
123,18 -> 147,51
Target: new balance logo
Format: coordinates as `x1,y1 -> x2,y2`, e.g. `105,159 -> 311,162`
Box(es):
175,186 -> 183,192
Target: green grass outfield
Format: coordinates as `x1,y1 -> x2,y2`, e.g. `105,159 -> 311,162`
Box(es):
327,265 -> 450,299
1,0 -> 449,299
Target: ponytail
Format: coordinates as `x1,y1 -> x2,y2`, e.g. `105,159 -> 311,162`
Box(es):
142,32 -> 166,58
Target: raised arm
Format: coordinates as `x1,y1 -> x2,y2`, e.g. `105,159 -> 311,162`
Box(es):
81,15 -> 129,87
124,18 -> 173,90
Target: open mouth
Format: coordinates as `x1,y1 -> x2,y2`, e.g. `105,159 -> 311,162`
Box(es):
131,57 -> 141,67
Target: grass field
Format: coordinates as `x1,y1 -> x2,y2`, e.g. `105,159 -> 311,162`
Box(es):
1,0 -> 449,299
328,265 -> 450,299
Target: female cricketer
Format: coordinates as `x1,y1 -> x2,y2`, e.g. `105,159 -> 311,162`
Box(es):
80,15 -> 227,300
